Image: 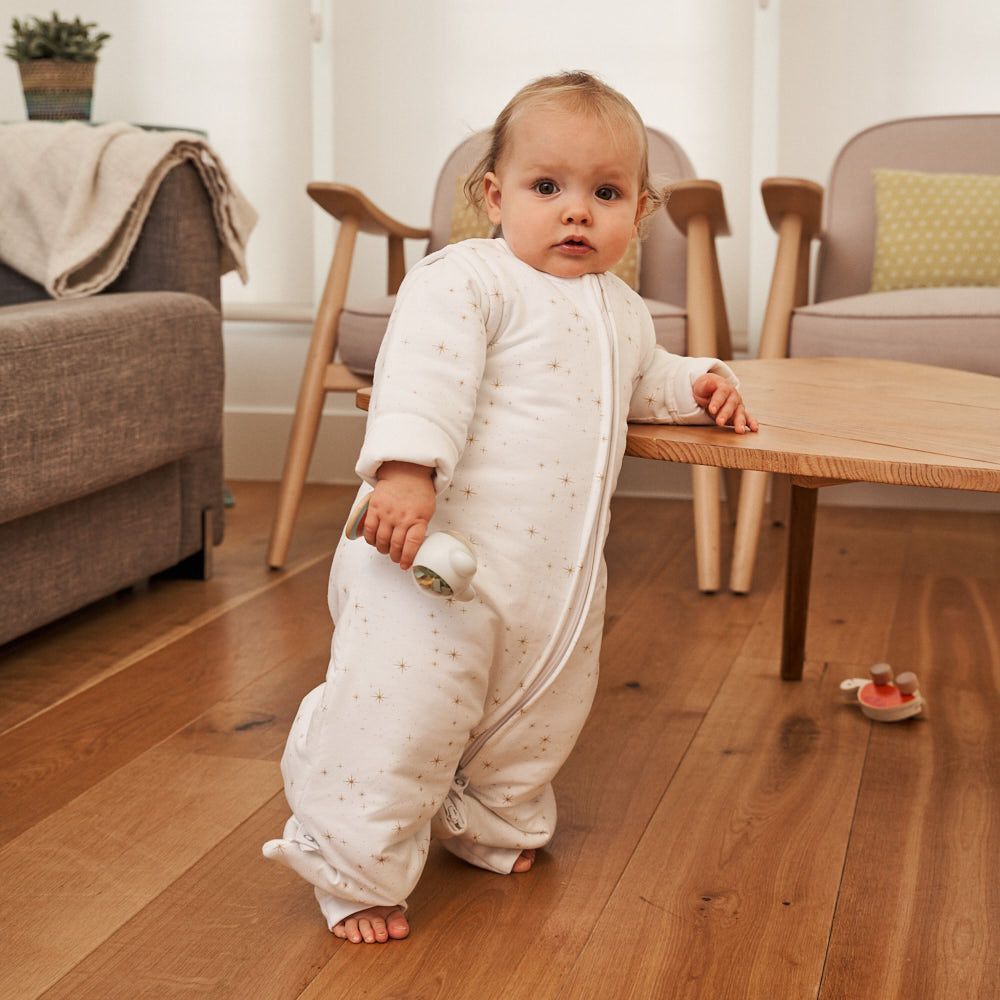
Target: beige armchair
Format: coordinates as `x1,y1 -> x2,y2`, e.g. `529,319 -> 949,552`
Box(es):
730,113 -> 1000,593
268,129 -> 737,592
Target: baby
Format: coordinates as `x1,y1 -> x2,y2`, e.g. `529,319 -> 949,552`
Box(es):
263,70 -> 756,944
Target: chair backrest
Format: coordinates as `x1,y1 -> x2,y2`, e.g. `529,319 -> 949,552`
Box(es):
426,127 -> 697,307
816,114 -> 1000,303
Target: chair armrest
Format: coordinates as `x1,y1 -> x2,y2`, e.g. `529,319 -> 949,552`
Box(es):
756,178 -> 824,359
307,182 -> 431,239
761,178 -> 823,241
665,180 -> 730,238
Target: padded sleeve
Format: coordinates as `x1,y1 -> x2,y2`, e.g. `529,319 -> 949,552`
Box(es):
355,248 -> 491,495
627,307 -> 741,424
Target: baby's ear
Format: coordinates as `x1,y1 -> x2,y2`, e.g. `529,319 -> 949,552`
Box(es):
634,190 -> 649,226
483,172 -> 503,226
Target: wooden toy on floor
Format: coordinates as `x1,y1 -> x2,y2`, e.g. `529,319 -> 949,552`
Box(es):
344,494 -> 478,602
839,663 -> 926,722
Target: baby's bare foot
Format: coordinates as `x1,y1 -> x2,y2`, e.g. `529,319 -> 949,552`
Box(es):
332,905 -> 409,944
511,849 -> 536,873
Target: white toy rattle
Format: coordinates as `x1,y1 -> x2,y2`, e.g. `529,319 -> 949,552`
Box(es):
344,495 -> 478,602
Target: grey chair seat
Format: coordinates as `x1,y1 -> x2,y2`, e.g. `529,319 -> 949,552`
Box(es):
339,294 -> 688,378
790,286 -> 1000,377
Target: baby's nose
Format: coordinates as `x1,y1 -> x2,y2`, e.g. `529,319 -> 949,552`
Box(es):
561,203 -> 591,225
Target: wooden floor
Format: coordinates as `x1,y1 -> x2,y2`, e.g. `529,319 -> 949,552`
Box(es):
2,482 -> 998,999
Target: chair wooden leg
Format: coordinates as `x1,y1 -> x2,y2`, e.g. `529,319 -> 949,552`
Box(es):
267,216 -> 360,569
729,469 -> 769,594
692,464 -> 721,593
723,468 -> 741,526
770,472 -> 791,526
267,363 -> 330,570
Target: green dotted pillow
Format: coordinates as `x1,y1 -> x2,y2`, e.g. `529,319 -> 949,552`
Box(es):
871,168 -> 1000,293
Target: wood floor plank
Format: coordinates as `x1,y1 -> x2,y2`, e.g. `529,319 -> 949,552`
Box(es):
2,484 -> 996,998
818,574 -> 1000,999
40,796 -> 335,1000
0,558 -> 332,847
561,643 -> 869,1000
0,748 -> 278,1000
0,482 -> 354,735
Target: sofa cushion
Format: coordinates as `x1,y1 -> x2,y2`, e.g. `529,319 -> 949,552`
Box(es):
338,294 -> 688,378
0,290 -> 223,523
789,287 -> 1000,376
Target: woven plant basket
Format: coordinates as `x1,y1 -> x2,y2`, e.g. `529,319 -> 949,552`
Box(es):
19,60 -> 95,120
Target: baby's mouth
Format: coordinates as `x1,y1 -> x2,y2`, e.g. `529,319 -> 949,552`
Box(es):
556,236 -> 594,253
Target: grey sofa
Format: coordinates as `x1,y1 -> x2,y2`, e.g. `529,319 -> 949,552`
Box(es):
0,162 -> 225,646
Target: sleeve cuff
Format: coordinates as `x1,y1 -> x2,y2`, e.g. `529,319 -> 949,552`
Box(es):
665,357 -> 741,424
355,412 -> 461,495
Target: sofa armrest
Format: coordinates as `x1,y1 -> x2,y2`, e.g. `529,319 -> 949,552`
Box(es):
104,160 -> 222,310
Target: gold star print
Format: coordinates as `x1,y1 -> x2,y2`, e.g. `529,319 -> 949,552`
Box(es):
492,377 -> 504,390
525,526 -> 538,538
461,485 -> 477,499
345,776 -> 357,788
467,433 -> 478,446
396,659 -> 409,673
435,341 -> 447,354
374,854 -> 388,865
447,648 -> 460,660
547,359 -> 562,372
431,755 -> 444,766
559,474 -> 573,486
451,695 -> 462,706
373,690 -> 386,703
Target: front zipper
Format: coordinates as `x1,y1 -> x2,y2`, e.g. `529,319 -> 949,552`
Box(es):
457,274 -> 622,771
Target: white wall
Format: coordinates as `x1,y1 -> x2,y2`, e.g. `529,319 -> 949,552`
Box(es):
329,0 -> 755,331
778,0 -> 1000,185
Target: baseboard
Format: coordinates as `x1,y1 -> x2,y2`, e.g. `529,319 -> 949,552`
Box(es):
223,409 -> 1000,512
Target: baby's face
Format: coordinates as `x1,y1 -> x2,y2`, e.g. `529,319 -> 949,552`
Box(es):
483,104 -> 647,279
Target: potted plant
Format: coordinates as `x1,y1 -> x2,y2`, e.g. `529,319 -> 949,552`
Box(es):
5,11 -> 110,120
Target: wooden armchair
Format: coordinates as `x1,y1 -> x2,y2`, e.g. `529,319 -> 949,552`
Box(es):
268,129 -> 737,592
729,114 -> 1000,593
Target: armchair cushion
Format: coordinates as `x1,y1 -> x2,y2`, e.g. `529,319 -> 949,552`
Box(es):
788,287 -> 1000,377
871,168 -> 1000,292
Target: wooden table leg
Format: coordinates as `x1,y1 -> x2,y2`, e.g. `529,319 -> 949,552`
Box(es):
780,483 -> 819,681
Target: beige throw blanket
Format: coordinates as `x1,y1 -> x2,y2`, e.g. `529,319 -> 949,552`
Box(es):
0,121 -> 257,298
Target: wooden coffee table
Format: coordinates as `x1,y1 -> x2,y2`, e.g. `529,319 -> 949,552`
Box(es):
358,357 -> 1000,681
626,357 -> 1000,679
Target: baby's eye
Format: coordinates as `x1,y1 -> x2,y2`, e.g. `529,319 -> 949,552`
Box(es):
533,179 -> 558,196
595,186 -> 620,201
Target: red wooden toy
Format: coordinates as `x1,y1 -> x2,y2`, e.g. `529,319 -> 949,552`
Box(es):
839,663 -> 925,722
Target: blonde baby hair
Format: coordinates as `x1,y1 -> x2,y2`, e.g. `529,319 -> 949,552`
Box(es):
464,70 -> 665,231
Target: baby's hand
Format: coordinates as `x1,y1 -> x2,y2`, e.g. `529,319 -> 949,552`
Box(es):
365,462 -> 437,570
692,374 -> 759,434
